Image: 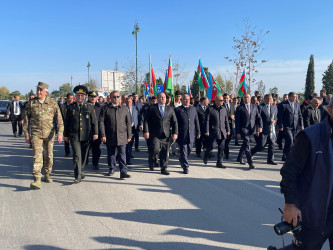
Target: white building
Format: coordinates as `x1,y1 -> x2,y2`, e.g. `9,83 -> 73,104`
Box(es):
101,70 -> 125,93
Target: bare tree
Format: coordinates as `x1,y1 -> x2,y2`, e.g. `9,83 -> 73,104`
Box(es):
122,60 -> 144,94
225,19 -> 269,94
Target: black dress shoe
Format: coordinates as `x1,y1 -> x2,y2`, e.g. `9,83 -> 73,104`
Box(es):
73,179 -> 80,184
216,163 -> 226,168
183,169 -> 189,174
237,159 -> 246,165
267,161 -> 278,165
120,173 -> 131,178
282,155 -> 287,161
203,155 -> 208,164
249,164 -> 255,170
149,166 -> 154,171
14,133 -> 17,137
107,169 -> 115,176
135,148 -> 140,152
161,170 -> 170,175
127,162 -> 132,165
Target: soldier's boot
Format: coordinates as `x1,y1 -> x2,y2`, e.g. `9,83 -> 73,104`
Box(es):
44,173 -> 53,183
30,177 -> 42,190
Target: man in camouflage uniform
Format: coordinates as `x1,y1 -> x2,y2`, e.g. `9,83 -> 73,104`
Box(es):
23,82 -> 64,190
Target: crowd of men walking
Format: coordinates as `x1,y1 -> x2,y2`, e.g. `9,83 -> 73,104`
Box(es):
5,82 -> 331,190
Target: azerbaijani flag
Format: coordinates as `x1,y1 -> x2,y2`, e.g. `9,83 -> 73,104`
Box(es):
207,72 -> 222,101
151,64 -> 157,96
188,84 -> 192,98
163,69 -> 168,93
165,57 -> 174,102
144,76 -> 150,98
197,59 -> 210,90
238,70 -> 247,97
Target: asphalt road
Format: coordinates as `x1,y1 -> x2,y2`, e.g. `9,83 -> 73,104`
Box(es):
0,121 -> 329,249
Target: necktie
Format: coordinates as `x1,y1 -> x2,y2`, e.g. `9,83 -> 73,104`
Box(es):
203,106 -> 206,112
15,102 -> 18,113
291,103 -> 295,113
79,104 -> 82,111
267,105 -> 271,116
226,103 -> 229,111
315,109 -> 318,120
247,104 -> 250,115
160,105 -> 165,118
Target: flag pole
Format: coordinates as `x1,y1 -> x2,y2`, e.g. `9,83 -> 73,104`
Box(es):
149,54 -> 151,97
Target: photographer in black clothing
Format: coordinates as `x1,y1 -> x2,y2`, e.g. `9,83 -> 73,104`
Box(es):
279,97 -> 333,249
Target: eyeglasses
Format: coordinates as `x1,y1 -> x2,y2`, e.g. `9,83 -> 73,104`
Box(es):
112,96 -> 120,98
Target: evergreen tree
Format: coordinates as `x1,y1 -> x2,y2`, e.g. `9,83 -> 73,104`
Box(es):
304,54 -> 315,98
322,60 -> 333,94
190,67 -> 209,98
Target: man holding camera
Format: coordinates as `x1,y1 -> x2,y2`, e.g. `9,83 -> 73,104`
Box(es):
279,97 -> 333,249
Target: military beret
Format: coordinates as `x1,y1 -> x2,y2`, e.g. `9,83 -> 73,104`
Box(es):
36,82 -> 49,90
73,85 -> 88,95
88,91 -> 98,97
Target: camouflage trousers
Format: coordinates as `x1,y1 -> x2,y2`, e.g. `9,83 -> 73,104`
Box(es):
31,135 -> 55,178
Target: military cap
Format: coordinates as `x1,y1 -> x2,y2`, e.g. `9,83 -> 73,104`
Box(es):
88,91 -> 98,97
36,82 -> 49,90
73,85 -> 88,95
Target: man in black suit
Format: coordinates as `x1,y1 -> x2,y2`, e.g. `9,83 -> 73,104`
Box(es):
143,92 -> 178,175
203,95 -> 230,168
6,95 -> 24,137
174,94 -> 200,174
64,86 -> 98,183
251,94 -> 278,165
132,92 -> 143,151
276,94 -> 288,150
125,96 -> 142,165
223,93 -> 236,159
59,93 -> 74,156
278,92 -> 304,161
303,97 -> 321,128
235,93 -> 263,170
195,97 -> 209,157
87,91 -> 103,170
100,91 -> 132,178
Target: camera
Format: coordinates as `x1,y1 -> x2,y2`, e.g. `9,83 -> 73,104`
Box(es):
273,217 -> 301,235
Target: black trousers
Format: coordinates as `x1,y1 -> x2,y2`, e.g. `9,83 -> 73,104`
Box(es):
280,212 -> 333,249
149,136 -> 170,170
224,129 -> 233,157
276,128 -> 284,147
107,144 -> 127,173
133,130 -> 139,150
283,129 -> 296,157
71,140 -> 90,180
237,135 -> 253,165
205,136 -> 225,164
126,127 -> 136,164
11,115 -> 22,135
179,143 -> 193,170
88,138 -> 101,167
64,141 -> 70,155
195,136 -> 206,156
251,133 -> 275,162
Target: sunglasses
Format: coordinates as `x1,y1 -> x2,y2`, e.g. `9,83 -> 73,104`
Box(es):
112,96 -> 120,98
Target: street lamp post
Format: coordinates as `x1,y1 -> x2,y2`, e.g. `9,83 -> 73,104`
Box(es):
132,22 -> 140,93
87,62 -> 91,89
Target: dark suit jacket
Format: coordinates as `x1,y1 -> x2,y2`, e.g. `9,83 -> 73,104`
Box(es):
277,100 -> 303,130
59,102 -> 71,121
224,102 -> 236,128
235,103 -> 263,136
143,104 -> 178,139
128,105 -> 142,129
195,104 -> 207,134
64,102 -> 98,142
6,101 -> 24,120
303,106 -> 321,128
258,103 -> 278,135
99,104 -> 132,146
205,105 -> 230,140
175,105 -> 200,144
